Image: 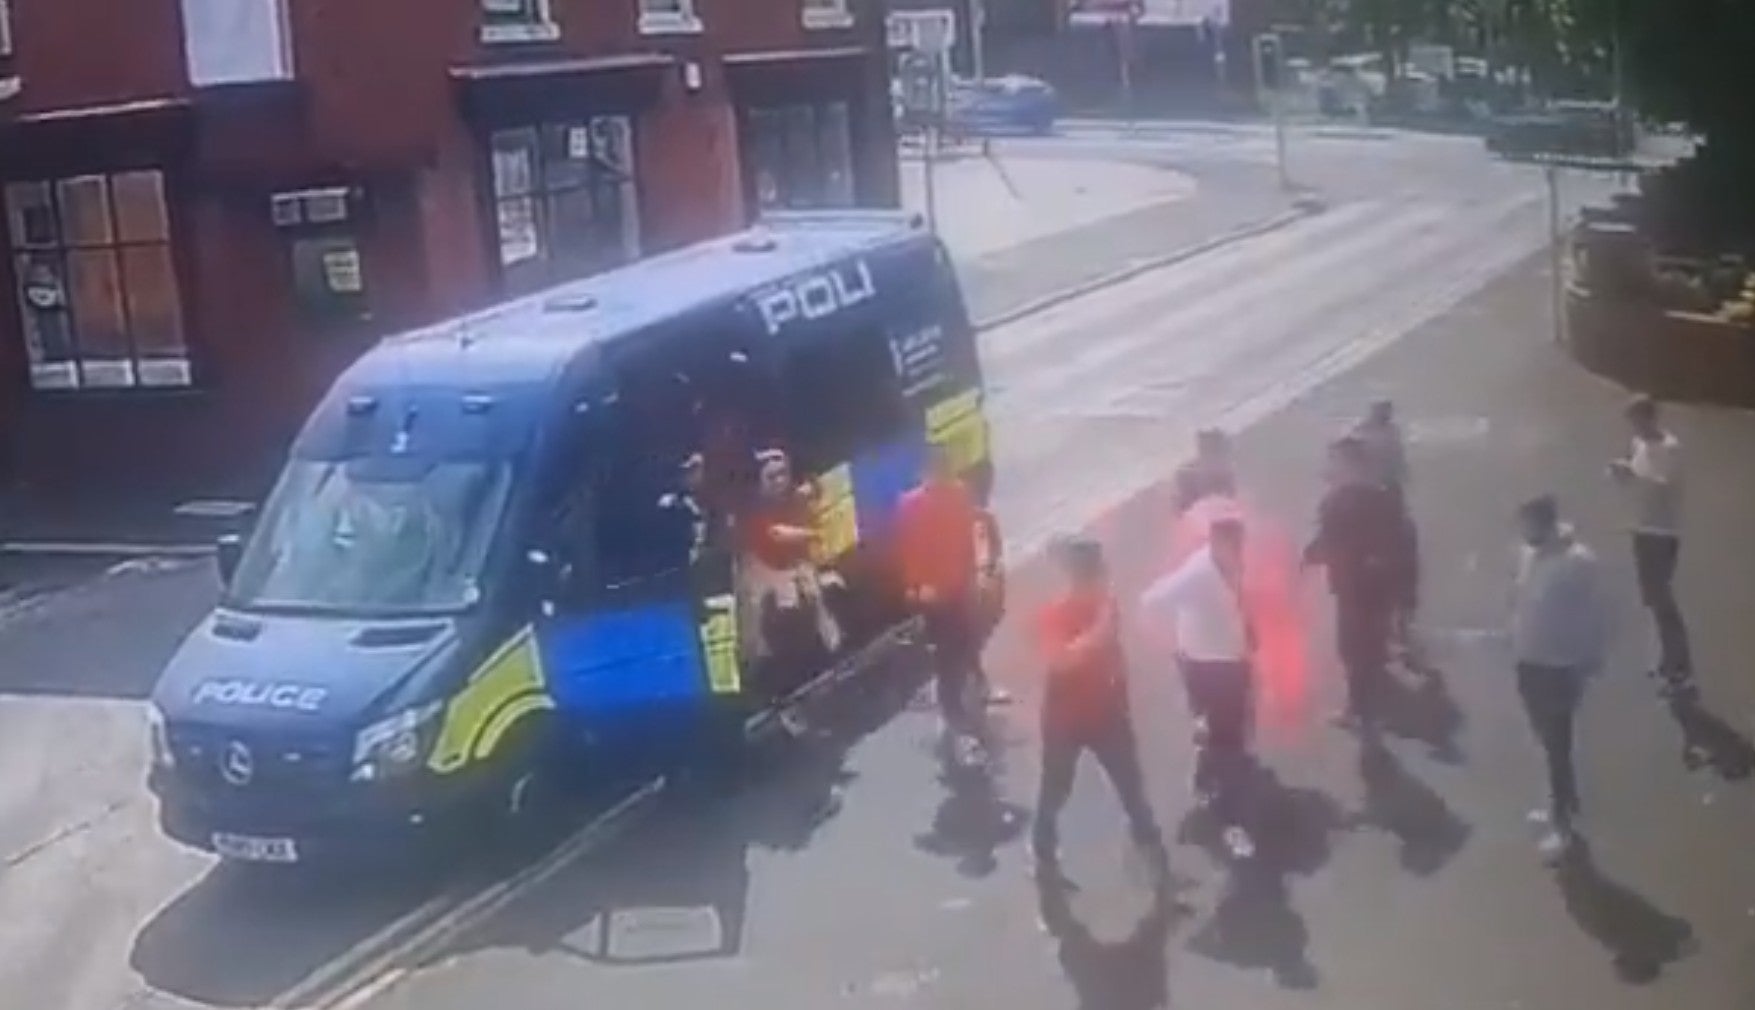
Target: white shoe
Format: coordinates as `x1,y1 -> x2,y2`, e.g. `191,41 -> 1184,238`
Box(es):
1537,828 -> 1577,864
1223,826 -> 1256,861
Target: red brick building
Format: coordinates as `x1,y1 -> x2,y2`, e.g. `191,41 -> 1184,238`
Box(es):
0,0 -> 898,503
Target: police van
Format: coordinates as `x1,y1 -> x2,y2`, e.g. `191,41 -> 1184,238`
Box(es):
146,211 -> 993,865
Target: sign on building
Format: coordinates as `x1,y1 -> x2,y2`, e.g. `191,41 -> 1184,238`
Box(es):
887,9 -> 957,54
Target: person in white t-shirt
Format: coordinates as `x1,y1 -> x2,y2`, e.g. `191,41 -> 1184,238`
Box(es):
1140,517 -> 1257,859
1608,396 -> 1693,696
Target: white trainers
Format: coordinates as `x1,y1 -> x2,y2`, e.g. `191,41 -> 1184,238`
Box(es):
1537,828 -> 1577,864
1222,825 -> 1256,861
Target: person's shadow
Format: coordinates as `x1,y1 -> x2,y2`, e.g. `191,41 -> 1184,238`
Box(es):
1379,666 -> 1466,765
914,761 -> 1029,878
1180,762 -> 1344,989
1036,869 -> 1187,1010
1666,689 -> 1755,781
1355,740 -> 1471,876
1555,843 -> 1697,984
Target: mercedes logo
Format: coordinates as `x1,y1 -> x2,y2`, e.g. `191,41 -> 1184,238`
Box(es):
220,740 -> 255,786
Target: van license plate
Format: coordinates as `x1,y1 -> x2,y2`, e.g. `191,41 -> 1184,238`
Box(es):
212,833 -> 299,863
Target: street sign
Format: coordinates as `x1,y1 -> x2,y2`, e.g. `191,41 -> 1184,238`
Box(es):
1253,33 -> 1283,92
886,9 -> 956,54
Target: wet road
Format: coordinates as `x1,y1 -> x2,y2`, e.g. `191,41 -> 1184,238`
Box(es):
2,129 -> 1708,1010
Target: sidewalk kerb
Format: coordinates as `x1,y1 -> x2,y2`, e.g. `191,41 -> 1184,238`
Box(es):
974,199 -> 1325,333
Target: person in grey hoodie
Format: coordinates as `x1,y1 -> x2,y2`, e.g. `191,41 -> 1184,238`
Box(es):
1511,495 -> 1611,862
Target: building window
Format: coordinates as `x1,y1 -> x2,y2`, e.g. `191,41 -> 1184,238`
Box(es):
0,0 -> 14,57
5,171 -> 191,391
271,188 -> 370,325
489,117 -> 640,295
744,102 -> 856,212
638,0 -> 702,34
480,0 -> 560,43
802,0 -> 854,30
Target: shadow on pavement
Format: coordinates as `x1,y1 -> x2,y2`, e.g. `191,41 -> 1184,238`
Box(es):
914,759 -> 1030,879
1378,667 -> 1466,765
1556,844 -> 1697,985
1181,762 -> 1346,990
130,858 -> 449,1007
1666,690 -> 1755,782
439,649 -> 931,967
1355,740 -> 1471,877
0,559 -> 213,700
1035,869 -> 1188,1010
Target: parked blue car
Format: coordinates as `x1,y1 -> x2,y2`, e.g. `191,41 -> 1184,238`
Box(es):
946,76 -> 1058,136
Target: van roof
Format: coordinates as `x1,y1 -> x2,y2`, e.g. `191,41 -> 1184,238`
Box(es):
341,209 -> 931,393
296,210 -> 935,460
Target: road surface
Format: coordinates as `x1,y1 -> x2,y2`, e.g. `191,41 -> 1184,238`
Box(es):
6,127 -> 1714,1010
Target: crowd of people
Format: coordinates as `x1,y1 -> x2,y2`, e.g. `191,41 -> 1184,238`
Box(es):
892,392 -> 1695,879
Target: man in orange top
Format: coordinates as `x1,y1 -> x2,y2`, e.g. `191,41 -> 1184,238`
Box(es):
897,443 -> 984,761
1031,535 -> 1165,877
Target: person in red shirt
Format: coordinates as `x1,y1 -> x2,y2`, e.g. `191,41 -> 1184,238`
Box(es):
897,443 -> 985,761
1030,535 -> 1166,877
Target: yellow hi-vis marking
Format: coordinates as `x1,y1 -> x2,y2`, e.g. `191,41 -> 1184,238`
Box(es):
811,462 -> 858,565
428,626 -> 555,775
698,592 -> 742,695
926,388 -> 990,474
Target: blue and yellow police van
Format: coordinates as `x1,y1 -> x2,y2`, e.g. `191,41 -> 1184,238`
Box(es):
145,211 -> 993,865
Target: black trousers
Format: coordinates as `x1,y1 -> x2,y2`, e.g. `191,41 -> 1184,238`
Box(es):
1517,663 -> 1584,828
1633,532 -> 1693,678
922,597 -> 980,734
1033,699 -> 1161,850
1179,657 -> 1253,821
1336,589 -> 1394,724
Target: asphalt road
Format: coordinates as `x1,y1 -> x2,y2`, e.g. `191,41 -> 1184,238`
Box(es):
360,263 -> 1755,1010
0,129 -> 1691,1010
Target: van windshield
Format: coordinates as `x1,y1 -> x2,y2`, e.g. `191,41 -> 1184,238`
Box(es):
227,459 -> 513,616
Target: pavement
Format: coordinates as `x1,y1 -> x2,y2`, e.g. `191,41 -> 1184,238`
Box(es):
14,131 -> 1745,1010
349,256 -> 1755,1010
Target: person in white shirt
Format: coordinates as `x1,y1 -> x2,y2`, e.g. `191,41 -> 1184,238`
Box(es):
1608,395 -> 1692,696
1511,495 -> 1610,863
1140,517 -> 1256,853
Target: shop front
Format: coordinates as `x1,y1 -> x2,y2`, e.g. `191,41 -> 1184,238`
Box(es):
724,46 -> 897,218
452,56 -> 669,299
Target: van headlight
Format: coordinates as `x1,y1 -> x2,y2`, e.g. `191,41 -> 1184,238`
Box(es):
146,705 -> 175,769
351,701 -> 444,782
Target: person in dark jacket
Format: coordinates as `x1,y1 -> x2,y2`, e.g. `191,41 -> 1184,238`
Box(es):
1352,399 -> 1423,671
1173,428 -> 1239,514
1303,435 -> 1406,735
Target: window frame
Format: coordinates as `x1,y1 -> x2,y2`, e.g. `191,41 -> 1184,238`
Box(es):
479,0 -> 560,44
4,169 -> 195,394
637,0 -> 703,36
486,116 -> 641,297
741,100 -> 858,213
801,0 -> 854,31
0,0 -> 14,58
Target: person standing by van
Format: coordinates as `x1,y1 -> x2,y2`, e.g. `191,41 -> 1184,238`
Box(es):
1031,536 -> 1166,877
898,443 -> 986,763
1608,396 -> 1692,697
1510,495 -> 1610,862
972,501 -> 1012,706
1173,429 -> 1239,514
1304,436 -> 1404,735
1352,399 -> 1423,671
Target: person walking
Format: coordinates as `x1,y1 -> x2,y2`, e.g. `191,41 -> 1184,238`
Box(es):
898,443 -> 987,765
1030,536 -> 1166,878
1353,399 -> 1423,671
1303,435 -> 1405,736
1140,516 -> 1259,860
1608,396 -> 1692,698
1510,495 -> 1611,863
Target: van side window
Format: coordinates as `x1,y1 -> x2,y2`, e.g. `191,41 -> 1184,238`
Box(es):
781,329 -> 907,473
